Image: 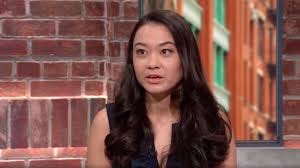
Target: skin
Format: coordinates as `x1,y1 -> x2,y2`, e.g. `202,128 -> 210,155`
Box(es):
86,23 -> 237,168
133,23 -> 182,166
86,108 -> 110,168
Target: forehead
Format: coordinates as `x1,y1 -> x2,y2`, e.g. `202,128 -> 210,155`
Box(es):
133,23 -> 175,45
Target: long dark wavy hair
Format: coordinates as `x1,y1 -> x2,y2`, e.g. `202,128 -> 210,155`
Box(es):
104,10 -> 232,168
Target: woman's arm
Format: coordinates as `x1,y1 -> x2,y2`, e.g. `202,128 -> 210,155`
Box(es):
86,108 -> 111,168
221,132 -> 237,168
219,111 -> 237,168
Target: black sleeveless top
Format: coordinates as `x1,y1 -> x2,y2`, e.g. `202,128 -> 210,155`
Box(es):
106,103 -> 181,168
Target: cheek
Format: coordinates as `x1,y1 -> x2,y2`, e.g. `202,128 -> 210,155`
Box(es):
168,63 -> 182,82
173,60 -> 182,75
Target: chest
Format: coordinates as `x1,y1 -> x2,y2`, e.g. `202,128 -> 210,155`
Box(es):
131,123 -> 180,168
152,125 -> 173,165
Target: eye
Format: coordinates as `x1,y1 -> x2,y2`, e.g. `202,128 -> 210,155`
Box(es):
161,49 -> 173,56
136,49 -> 147,56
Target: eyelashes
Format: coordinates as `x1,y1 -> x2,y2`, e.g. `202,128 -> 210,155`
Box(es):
134,48 -> 174,57
135,49 -> 147,56
161,49 -> 173,55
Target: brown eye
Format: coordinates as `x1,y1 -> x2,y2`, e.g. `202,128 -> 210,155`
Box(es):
136,49 -> 146,56
161,49 -> 172,55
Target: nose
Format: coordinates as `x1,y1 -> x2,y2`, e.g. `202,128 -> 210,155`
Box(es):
147,53 -> 160,69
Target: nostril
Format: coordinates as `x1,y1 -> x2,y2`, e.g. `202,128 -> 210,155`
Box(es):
147,66 -> 159,69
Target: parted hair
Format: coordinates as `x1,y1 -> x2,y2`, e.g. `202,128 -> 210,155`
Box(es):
104,10 -> 232,168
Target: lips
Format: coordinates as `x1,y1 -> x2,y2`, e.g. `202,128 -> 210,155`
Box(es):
145,74 -> 163,84
146,74 -> 162,78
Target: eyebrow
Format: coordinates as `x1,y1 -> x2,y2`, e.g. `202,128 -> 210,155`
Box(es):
134,41 -> 175,47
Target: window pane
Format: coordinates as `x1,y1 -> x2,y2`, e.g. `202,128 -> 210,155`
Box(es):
257,75 -> 263,112
257,19 -> 264,58
214,0 -> 225,24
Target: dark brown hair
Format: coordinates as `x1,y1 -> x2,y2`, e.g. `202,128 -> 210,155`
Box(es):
105,10 -> 232,168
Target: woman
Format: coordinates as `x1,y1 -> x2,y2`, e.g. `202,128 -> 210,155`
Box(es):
87,10 -> 236,168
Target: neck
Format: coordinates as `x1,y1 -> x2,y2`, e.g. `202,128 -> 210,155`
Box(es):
145,93 -> 178,125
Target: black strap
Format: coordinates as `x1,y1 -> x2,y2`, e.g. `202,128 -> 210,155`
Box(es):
105,103 -> 114,130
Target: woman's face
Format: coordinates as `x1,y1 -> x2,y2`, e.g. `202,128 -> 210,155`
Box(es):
132,23 -> 182,97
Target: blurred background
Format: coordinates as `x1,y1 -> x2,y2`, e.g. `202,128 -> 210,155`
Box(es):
1,0 -> 300,167
143,0 -> 277,141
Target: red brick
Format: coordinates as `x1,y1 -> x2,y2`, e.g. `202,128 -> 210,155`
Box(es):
283,0 -> 300,16
90,98 -> 106,124
32,40 -> 81,57
114,21 -> 136,39
109,42 -> 121,57
107,20 -> 114,38
107,1 -> 119,17
282,60 -> 295,77
29,159 -> 81,168
2,20 -> 55,36
0,82 -> 26,97
1,148 -> 85,159
17,62 -> 40,78
85,40 -> 105,57
99,62 -> 106,77
85,81 -> 103,96
0,100 -> 9,148
55,147 -> 86,157
85,1 -> 104,16
0,40 -> 27,56
283,100 -> 300,116
0,62 -> 12,77
284,19 -> 300,36
0,160 -> 25,168
284,140 -> 300,148
106,81 -> 115,101
43,62 -> 68,78
124,42 -> 128,53
296,61 -> 300,77
108,62 -> 124,81
11,100 -> 28,148
72,62 -> 95,78
1,148 -> 53,159
30,1 -> 81,17
30,100 -> 48,148
284,119 -> 300,135
59,20 -> 105,36
0,0 -> 25,16
124,1 -> 138,18
51,99 -> 68,147
71,99 -> 87,147
31,81 -> 81,97
282,80 -> 300,96
283,39 -> 300,55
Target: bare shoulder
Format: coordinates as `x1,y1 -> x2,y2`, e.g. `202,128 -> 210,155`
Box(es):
92,108 -> 110,131
86,108 -> 111,168
218,109 -> 237,168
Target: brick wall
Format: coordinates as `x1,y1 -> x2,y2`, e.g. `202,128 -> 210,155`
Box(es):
1,0 -> 300,167
282,0 -> 300,148
0,0 -> 138,167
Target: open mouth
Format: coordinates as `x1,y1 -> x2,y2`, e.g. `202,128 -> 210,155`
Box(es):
145,75 -> 162,84
146,74 -> 162,78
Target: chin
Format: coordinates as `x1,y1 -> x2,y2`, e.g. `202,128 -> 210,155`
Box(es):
144,87 -> 171,97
